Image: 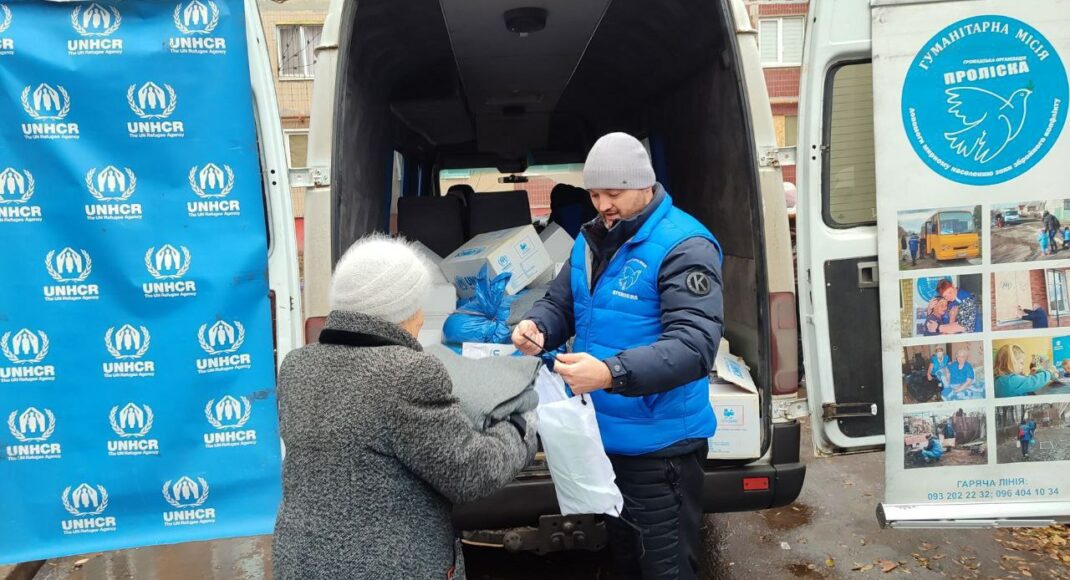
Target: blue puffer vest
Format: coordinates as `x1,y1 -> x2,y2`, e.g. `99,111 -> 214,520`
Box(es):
570,193 -> 719,455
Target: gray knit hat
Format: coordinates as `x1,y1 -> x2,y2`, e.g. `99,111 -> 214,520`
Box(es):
582,132 -> 656,190
330,235 -> 431,324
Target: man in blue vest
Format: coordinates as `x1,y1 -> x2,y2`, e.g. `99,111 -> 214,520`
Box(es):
513,132 -> 723,579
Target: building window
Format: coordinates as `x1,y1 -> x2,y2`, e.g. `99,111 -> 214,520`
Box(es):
759,17 -> 804,67
285,130 -> 309,168
277,24 -> 322,79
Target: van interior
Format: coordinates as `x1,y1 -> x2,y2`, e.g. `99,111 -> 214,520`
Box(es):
330,0 -> 770,397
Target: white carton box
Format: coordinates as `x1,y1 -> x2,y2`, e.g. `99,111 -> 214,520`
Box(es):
707,350 -> 761,459
424,282 -> 458,316
461,343 -> 518,359
534,221 -> 574,286
440,225 -> 551,298
417,315 -> 448,347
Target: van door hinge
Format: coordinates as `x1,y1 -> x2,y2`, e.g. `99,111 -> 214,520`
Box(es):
773,397 -> 810,421
288,167 -> 330,188
759,146 -> 796,168
822,402 -> 878,422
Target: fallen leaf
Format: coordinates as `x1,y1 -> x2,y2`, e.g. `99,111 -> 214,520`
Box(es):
826,557 -> 836,568
781,541 -> 791,550
878,559 -> 899,573
845,480 -> 856,486
73,558 -> 89,568
919,542 -> 934,551
852,563 -> 875,572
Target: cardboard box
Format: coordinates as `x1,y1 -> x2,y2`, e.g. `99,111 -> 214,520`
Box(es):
424,282 -> 458,316
417,315 -> 448,348
534,221 -> 574,286
461,343 -> 518,359
707,351 -> 761,459
441,225 -> 551,298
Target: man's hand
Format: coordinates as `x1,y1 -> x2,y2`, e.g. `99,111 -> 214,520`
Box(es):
555,353 -> 612,395
512,320 -> 545,355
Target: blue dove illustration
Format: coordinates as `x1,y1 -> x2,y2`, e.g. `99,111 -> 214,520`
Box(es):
619,264 -> 642,290
943,86 -> 1031,163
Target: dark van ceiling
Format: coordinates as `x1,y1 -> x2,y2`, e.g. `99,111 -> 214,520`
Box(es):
362,0 -> 725,161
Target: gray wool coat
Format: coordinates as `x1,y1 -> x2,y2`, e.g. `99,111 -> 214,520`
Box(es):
272,311 -> 536,580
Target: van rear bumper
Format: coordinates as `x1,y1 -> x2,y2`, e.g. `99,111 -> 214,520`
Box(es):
453,421 -> 804,530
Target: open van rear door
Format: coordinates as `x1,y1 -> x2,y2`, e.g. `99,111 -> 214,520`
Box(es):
797,0 -> 884,454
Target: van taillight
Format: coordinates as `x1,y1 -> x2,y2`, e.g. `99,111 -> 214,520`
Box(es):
769,292 -> 799,396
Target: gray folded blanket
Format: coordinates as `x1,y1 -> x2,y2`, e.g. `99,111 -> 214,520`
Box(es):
426,344 -> 542,430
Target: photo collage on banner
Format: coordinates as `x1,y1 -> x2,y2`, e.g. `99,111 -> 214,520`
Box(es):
874,3 -> 1070,511
0,0 -> 282,564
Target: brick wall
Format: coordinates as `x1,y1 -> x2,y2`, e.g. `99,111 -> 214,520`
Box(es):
901,280 -> 915,332
765,68 -> 801,100
756,2 -> 809,18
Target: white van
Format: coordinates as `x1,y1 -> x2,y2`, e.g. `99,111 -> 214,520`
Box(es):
297,0 -> 805,551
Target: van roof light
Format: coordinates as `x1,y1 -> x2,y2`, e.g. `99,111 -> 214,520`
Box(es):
504,7 -> 548,36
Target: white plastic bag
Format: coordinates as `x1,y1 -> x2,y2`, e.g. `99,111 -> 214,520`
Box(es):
535,368 -> 624,516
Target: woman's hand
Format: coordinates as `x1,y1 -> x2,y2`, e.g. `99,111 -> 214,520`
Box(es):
940,322 -> 966,334
512,320 -> 545,355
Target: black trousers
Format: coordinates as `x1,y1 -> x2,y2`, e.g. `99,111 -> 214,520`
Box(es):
605,444 -> 707,580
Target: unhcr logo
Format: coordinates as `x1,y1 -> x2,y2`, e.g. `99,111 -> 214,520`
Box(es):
127,82 -> 184,138
188,163 -> 240,217
108,403 -> 159,456
143,245 -> 197,299
0,167 -> 42,224
21,83 -> 79,140
6,406 -> 62,461
197,320 -> 251,374
43,247 -> 100,302
0,329 -> 55,384
0,5 -> 14,56
85,166 -> 142,221
103,325 -> 155,378
204,395 -> 256,448
163,476 -> 216,526
69,3 -> 123,56
62,483 -> 117,535
171,1 -> 226,55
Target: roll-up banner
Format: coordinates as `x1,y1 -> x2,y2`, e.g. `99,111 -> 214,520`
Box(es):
0,0 -> 282,562
872,0 -> 1070,525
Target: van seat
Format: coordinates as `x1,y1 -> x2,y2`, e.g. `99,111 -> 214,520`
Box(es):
445,184 -> 474,237
467,190 -> 532,237
397,196 -> 466,257
549,184 -> 597,238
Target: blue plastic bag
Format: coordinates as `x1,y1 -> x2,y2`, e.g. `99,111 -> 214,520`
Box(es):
443,265 -> 520,346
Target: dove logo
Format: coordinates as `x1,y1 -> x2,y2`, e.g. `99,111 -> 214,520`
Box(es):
188,164 -> 241,217
107,403 -> 159,456
0,168 -> 42,223
103,325 -> 156,378
43,248 -> 100,302
127,82 -> 185,138
20,84 -> 79,140
143,244 -> 197,298
902,15 -> 1068,185
612,258 -> 645,301
170,1 -> 226,55
6,407 -> 61,461
196,321 -> 251,374
719,406 -> 742,426
0,329 -> 55,383
0,4 -> 13,55
84,166 -> 142,221
204,395 -> 257,448
163,476 -> 216,526
69,4 -> 123,55
61,483 -> 117,534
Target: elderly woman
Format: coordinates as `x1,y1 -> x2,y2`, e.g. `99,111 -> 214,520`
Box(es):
994,343 -> 1054,398
942,349 -> 981,401
273,236 -> 537,580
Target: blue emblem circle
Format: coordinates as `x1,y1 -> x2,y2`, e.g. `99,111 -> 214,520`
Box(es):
916,276 -> 952,303
901,15 -> 1068,185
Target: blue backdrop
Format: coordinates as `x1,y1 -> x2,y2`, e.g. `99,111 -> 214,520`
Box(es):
0,0 -> 282,563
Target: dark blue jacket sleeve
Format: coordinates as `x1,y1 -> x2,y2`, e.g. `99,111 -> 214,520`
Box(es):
522,259 -> 575,351
603,238 -> 724,396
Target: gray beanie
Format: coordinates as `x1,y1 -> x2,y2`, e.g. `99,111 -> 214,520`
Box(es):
330,235 -> 431,324
582,132 -> 656,190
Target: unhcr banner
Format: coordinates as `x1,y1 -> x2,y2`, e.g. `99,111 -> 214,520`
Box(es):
872,1 -> 1070,525
0,0 -> 281,562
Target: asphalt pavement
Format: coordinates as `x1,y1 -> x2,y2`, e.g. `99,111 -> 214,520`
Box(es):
8,418 -> 1069,579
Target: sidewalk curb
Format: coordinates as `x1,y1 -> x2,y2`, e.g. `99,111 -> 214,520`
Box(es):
2,561 -> 45,580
